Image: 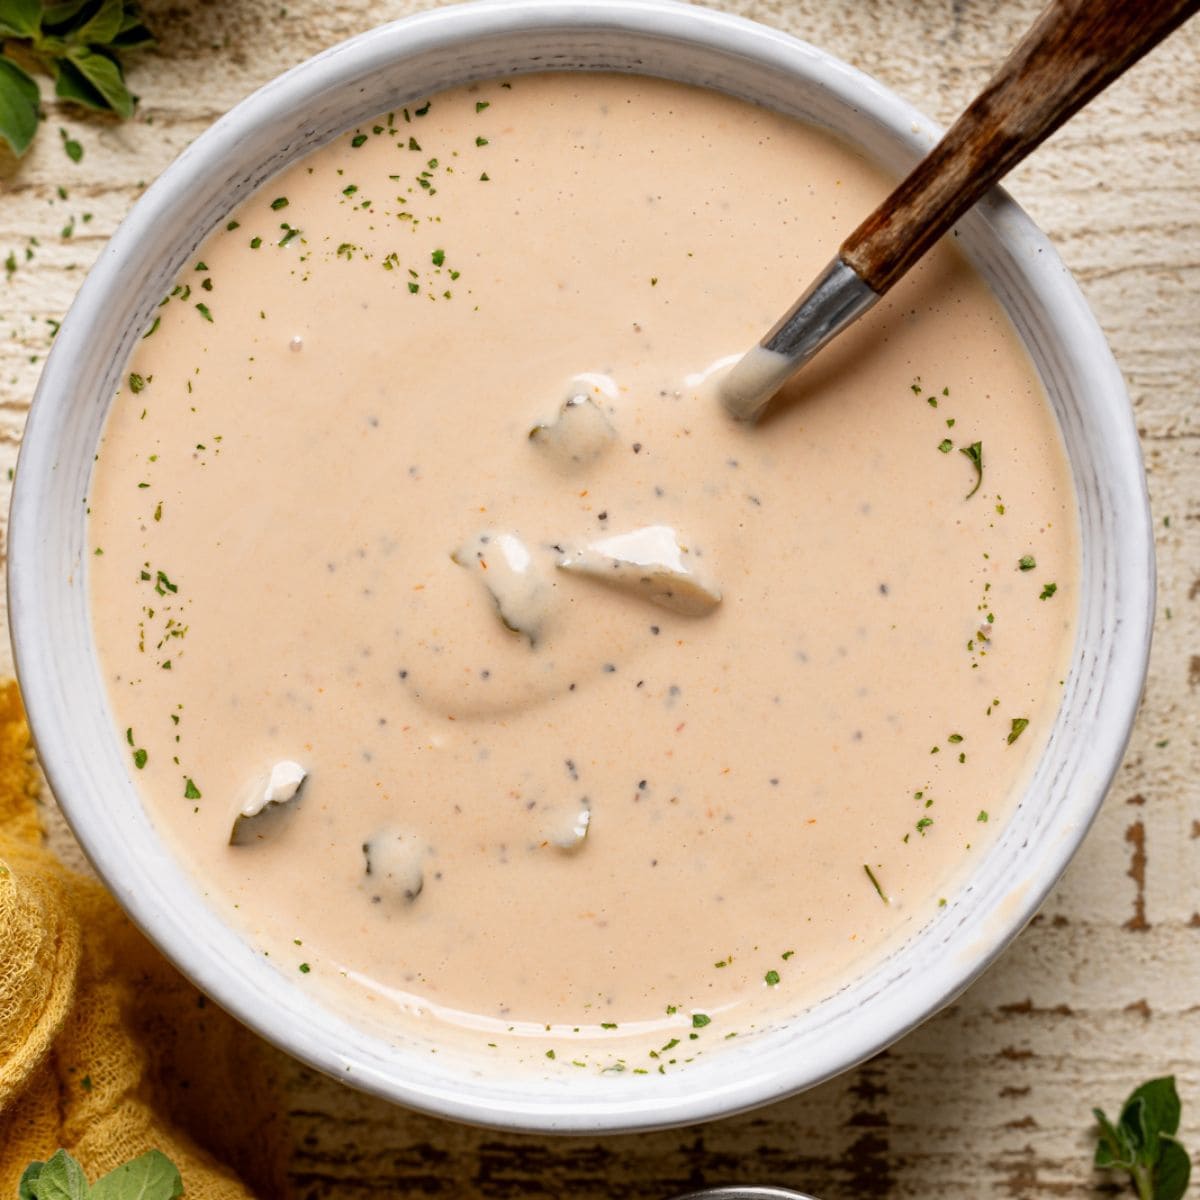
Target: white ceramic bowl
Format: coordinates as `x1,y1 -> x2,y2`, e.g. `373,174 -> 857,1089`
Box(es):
9,0 -> 1154,1133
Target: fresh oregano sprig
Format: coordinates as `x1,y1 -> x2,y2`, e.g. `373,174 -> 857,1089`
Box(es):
0,0 -> 153,157
1094,1076 -> 1192,1200
19,1147 -> 183,1200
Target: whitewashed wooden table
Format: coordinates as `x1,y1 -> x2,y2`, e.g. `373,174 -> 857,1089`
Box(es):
1,1 -> 1196,1196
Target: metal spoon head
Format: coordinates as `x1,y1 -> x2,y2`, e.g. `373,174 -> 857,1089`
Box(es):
669,1189 -> 820,1200
720,256 -> 878,421
718,345 -> 797,422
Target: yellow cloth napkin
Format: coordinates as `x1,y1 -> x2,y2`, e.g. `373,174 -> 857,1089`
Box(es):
0,681 -> 289,1196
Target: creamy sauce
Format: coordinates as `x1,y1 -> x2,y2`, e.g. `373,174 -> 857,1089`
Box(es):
88,75 -> 1078,1067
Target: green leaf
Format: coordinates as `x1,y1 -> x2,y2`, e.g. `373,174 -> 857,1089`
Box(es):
1123,1078 -> 1183,1160
1096,1079 -> 1193,1200
959,440 -> 984,498
111,18 -> 153,50
92,1150 -> 183,1200
0,0 -> 43,39
19,1161 -> 45,1200
41,1 -> 91,29
1123,1095 -> 1152,1158
30,1149 -> 91,1200
76,0 -> 123,46
0,55 -> 40,156
36,33 -> 68,56
61,48 -> 131,116
57,123 -> 82,159
54,58 -> 104,110
1095,1107 -> 1138,1169
1154,1136 -> 1192,1200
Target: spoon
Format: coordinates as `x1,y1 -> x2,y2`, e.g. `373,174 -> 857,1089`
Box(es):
720,0 -> 1200,420
670,1190 -> 817,1200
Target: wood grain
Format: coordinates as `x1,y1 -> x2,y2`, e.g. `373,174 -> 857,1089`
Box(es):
1,1 -> 1197,1196
842,0 -> 1200,293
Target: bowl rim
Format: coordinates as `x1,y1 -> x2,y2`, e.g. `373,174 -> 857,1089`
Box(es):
8,0 -> 1154,1133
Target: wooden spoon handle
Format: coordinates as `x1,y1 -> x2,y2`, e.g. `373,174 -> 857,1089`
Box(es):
840,0 -> 1200,294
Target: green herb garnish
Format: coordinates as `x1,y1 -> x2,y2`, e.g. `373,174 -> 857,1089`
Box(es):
959,441 -> 983,497
0,2 -> 154,158
691,1012 -> 711,1028
1007,717 -> 1029,745
764,969 -> 780,986
863,863 -> 889,903
1094,1077 -> 1191,1200
19,1147 -> 182,1200
60,125 -> 82,160
1040,581 -> 1058,600
183,777 -> 201,800
1019,555 -> 1036,571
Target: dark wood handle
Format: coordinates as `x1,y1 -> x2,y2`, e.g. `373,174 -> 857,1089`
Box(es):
841,0 -> 1199,294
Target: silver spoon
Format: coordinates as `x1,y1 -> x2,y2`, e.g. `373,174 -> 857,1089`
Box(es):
670,1190 -> 818,1200
720,0 -> 1199,421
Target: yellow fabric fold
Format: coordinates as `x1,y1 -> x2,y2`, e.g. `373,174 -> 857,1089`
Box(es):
0,681 -> 289,1196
